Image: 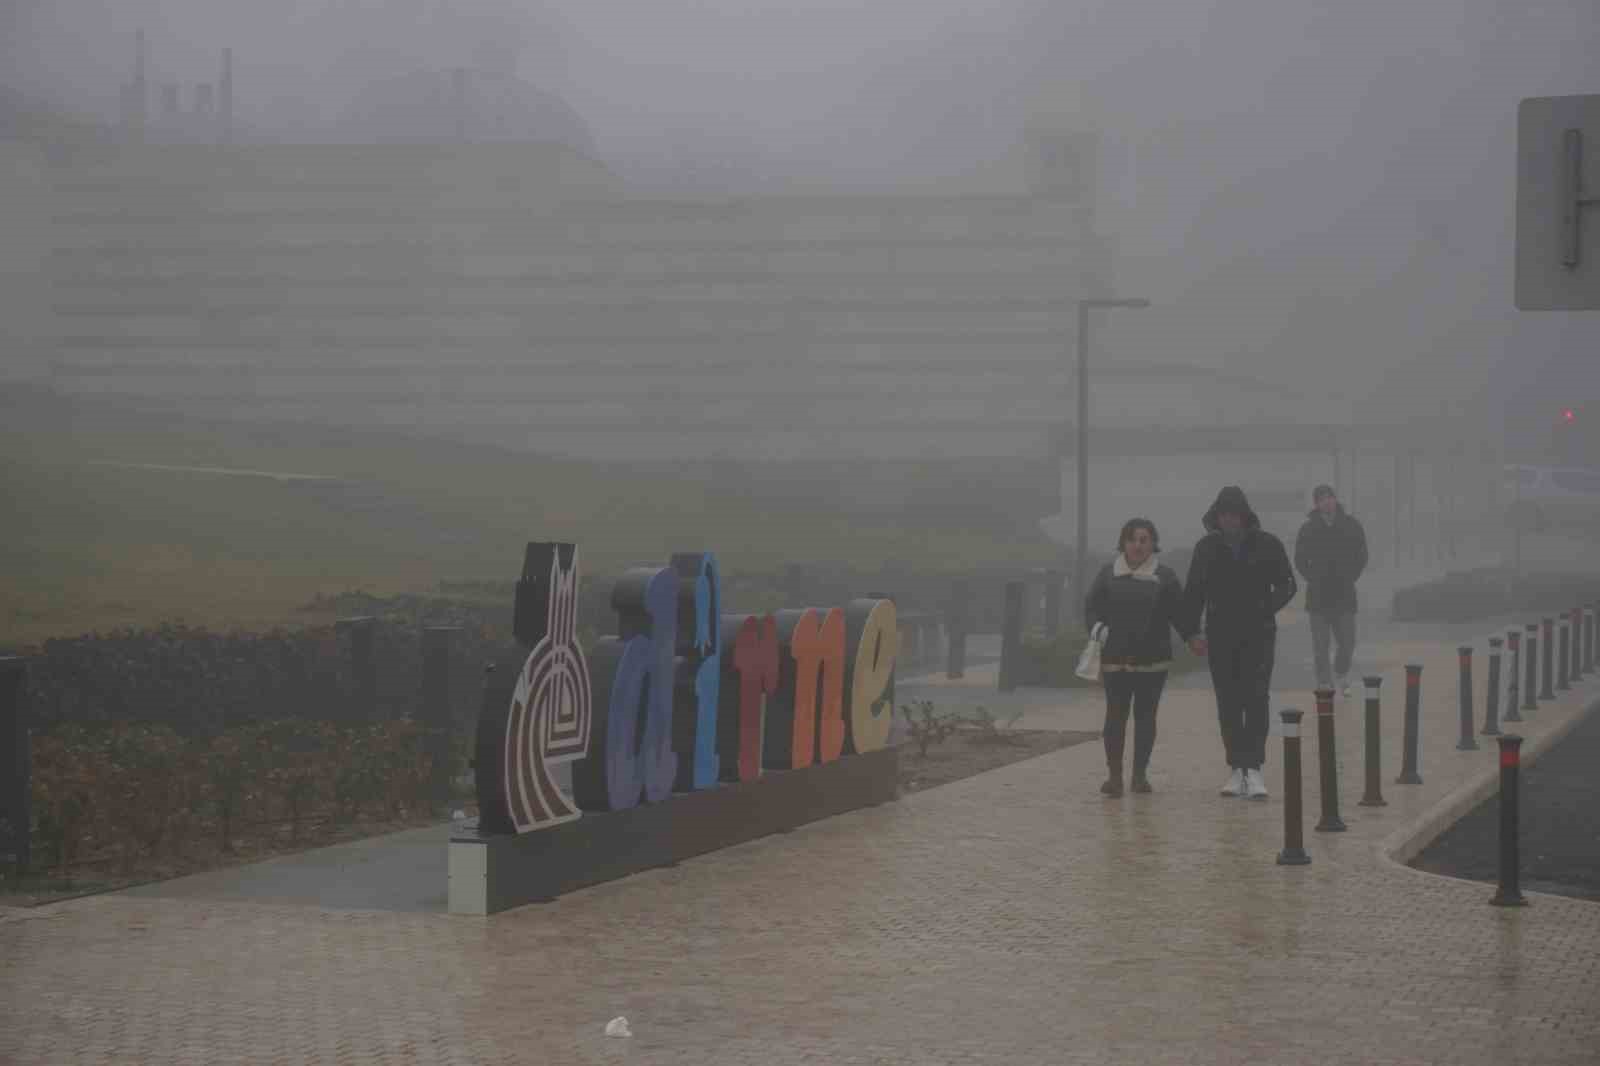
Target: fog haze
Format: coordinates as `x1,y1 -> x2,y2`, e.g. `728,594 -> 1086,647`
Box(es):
5,0 -> 1597,432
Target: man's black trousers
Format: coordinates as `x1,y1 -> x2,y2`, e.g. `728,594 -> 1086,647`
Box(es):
1207,625 -> 1277,770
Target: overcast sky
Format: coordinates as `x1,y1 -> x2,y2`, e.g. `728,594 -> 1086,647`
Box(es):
5,0 -> 1596,430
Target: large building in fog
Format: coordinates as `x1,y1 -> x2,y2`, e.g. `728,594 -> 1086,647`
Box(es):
0,65 -> 1501,552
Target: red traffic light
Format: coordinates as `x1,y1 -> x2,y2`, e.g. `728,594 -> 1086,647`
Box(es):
1562,408 -> 1576,423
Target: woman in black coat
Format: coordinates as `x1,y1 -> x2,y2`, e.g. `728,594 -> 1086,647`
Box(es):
1083,518 -> 1197,796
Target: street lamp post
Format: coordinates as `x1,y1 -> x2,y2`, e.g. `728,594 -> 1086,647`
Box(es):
1074,298 -> 1151,606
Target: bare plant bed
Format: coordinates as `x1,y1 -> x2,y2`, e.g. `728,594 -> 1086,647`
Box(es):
897,729 -> 1098,794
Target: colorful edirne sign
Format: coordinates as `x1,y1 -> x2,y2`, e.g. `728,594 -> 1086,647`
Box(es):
474,543 -> 900,835
498,543 -> 593,831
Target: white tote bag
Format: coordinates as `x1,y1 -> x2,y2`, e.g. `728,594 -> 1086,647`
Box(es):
1075,623 -> 1108,681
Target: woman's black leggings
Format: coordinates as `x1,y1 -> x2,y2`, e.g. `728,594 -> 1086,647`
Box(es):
1101,670 -> 1168,773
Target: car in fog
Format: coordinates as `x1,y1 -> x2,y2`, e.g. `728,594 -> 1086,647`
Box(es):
1504,464 -> 1600,533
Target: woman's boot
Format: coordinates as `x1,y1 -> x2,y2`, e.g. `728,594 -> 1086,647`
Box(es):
1100,764 -> 1124,797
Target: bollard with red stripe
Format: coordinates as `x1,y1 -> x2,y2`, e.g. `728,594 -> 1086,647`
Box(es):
1489,735 -> 1529,908
1358,676 -> 1386,807
1504,629 -> 1524,723
1482,638 -> 1503,737
1456,646 -> 1478,751
1276,709 -> 1311,866
1397,664 -> 1423,785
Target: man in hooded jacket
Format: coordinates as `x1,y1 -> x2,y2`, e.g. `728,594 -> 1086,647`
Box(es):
1294,484 -> 1369,698
1182,486 -> 1298,799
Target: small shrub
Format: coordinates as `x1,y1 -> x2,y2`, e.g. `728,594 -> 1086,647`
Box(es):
964,705 -> 1026,744
900,700 -> 964,758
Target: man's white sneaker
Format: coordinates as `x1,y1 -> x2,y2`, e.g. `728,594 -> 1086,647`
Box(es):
1337,677 -> 1352,699
1245,768 -> 1269,800
1221,768 -> 1245,796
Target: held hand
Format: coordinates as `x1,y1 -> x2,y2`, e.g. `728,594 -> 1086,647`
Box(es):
1188,636 -> 1208,657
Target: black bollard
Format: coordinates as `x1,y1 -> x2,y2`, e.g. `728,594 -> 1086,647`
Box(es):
1587,605 -> 1596,674
1583,607 -> 1594,675
1540,617 -> 1555,700
1277,709 -> 1311,865
1397,664 -> 1424,785
1505,630 -> 1523,723
901,616 -> 922,668
1483,638 -> 1503,736
1583,607 -> 1592,675
998,580 -> 1024,693
1524,623 -> 1540,710
1557,617 -> 1571,692
1314,688 -> 1346,832
1456,646 -> 1478,751
945,578 -> 969,680
1358,676 -> 1386,807
1579,607 -> 1590,677
945,627 -> 967,680
1574,614 -> 1587,681
1580,605 -> 1593,672
1573,608 -> 1587,680
0,657 -> 30,874
1590,604 -> 1598,673
1580,601 -> 1593,669
1489,735 -> 1529,908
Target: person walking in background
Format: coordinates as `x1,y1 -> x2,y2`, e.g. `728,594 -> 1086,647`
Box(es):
1182,487 -> 1298,800
1294,484 -> 1369,698
1083,518 -> 1195,797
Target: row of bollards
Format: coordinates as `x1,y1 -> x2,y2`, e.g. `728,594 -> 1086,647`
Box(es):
1277,601 -> 1600,902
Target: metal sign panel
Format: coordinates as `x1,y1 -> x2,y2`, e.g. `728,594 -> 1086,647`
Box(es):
1516,94 -> 1600,311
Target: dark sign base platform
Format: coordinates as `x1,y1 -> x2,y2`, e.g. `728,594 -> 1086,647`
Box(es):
448,746 -> 900,915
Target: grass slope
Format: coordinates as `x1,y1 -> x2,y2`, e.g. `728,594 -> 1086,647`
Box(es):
2,385 -> 1062,642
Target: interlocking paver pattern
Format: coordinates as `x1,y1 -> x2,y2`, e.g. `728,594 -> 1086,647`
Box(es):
3,620 -> 1597,1065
